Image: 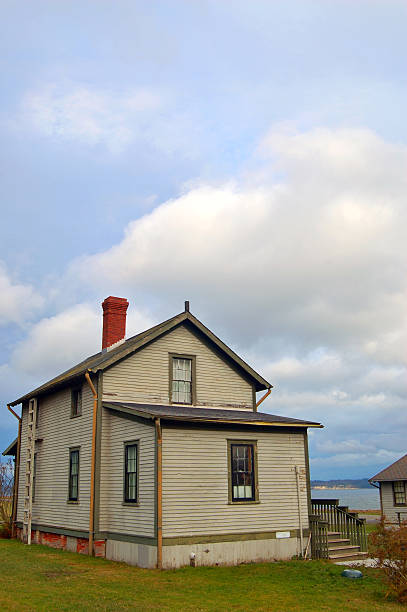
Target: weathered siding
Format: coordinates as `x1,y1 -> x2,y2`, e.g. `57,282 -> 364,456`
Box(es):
98,410 -> 155,537
17,383 -> 93,531
103,324 -> 254,410
381,482 -> 407,523
162,426 -> 308,537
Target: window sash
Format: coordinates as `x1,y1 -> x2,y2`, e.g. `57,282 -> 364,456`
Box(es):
394,481 -> 406,505
72,389 -> 82,417
125,444 -> 138,503
172,358 -> 192,404
231,444 -> 255,501
69,450 -> 79,501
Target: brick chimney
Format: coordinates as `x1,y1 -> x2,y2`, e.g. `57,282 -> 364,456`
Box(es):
102,296 -> 129,351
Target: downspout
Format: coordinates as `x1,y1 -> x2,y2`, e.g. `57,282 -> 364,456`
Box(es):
7,405 -> 21,538
295,465 -> 304,556
256,387 -> 271,409
85,371 -> 98,556
155,418 -> 162,569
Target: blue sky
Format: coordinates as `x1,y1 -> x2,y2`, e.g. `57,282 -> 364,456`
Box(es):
1,0 -> 406,479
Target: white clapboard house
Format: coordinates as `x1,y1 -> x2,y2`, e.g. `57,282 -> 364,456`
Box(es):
4,297 -> 323,568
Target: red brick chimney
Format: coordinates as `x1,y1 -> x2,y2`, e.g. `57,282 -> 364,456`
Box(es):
102,296 -> 129,350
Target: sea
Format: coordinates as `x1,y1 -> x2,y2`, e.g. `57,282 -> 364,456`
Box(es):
311,487 -> 380,510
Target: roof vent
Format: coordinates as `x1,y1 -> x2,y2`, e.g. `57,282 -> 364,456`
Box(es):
102,296 -> 129,351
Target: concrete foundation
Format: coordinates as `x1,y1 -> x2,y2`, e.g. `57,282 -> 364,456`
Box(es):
162,536 -> 300,569
105,540 -> 157,568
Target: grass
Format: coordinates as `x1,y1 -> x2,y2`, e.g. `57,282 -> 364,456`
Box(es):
0,539 -> 405,611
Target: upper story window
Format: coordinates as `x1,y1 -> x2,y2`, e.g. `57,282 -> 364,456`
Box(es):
68,448 -> 80,502
170,355 -> 195,404
71,388 -> 82,418
228,441 -> 258,503
393,481 -> 406,505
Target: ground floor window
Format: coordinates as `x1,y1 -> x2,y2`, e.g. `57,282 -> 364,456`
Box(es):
393,481 -> 406,505
229,441 -> 258,502
68,448 -> 79,502
124,443 -> 138,503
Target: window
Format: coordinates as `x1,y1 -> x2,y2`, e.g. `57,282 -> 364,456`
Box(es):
229,442 -> 257,502
170,355 -> 194,404
68,449 -> 80,501
71,388 -> 82,417
393,481 -> 406,505
124,443 -> 138,503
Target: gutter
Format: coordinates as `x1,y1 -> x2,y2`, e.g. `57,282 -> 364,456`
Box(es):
85,371 -> 98,556
7,405 -> 22,538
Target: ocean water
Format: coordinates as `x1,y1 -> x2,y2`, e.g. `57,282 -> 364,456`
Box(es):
311,487 -> 380,510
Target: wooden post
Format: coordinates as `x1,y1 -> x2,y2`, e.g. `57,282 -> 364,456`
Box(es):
295,466 -> 304,556
155,418 -> 162,569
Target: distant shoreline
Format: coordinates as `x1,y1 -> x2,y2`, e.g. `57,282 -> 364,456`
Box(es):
312,486 -> 358,490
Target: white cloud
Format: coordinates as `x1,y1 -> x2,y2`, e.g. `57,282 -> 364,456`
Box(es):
20,83 -> 162,154
0,262 -> 44,326
10,302 -> 153,383
68,125 -> 407,364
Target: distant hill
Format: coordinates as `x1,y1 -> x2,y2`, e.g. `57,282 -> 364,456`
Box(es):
311,478 -> 373,489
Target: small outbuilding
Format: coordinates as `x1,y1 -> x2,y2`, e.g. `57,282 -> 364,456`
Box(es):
370,454 -> 407,524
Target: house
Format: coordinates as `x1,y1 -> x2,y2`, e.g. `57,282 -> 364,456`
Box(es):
4,296 -> 323,569
369,454 -> 407,524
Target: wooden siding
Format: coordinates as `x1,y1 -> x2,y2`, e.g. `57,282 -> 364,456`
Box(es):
98,410 -> 155,537
17,383 -> 93,530
381,482 -> 407,523
161,426 -> 308,537
103,324 -> 254,409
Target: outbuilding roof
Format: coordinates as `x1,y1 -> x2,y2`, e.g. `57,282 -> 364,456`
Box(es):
10,310 -> 272,406
370,453 -> 407,482
104,401 -> 323,428
2,438 -> 17,456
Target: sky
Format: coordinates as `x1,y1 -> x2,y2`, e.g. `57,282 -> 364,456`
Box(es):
1,0 -> 406,480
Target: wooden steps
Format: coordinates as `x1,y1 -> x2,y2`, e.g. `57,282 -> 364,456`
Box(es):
327,531 -> 369,563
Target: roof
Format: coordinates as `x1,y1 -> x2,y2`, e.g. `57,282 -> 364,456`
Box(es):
10,310 -> 272,406
104,401 -> 323,428
2,438 -> 17,456
370,454 -> 407,482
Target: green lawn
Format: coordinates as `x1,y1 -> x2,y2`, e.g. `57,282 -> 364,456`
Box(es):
0,539 -> 403,612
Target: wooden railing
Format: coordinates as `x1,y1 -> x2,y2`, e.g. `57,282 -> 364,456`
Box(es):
309,514 -> 329,559
311,499 -> 367,552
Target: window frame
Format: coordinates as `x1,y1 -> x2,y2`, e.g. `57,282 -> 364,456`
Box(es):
393,481 -> 407,506
227,439 -> 259,505
169,353 -> 196,405
123,441 -> 139,505
71,387 -> 82,418
68,447 -> 80,503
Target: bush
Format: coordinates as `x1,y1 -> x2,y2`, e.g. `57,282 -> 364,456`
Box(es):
369,517 -> 407,603
0,459 -> 14,538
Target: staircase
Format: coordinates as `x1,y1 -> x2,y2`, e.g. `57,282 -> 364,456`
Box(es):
310,499 -> 368,562
326,530 -> 368,562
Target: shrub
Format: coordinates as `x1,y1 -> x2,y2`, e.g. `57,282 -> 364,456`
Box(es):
0,459 -> 14,538
369,517 -> 407,603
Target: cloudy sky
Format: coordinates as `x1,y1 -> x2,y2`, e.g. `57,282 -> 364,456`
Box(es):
1,0 -> 406,480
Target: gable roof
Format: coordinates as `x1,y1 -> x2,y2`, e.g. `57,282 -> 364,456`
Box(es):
104,401 -> 323,428
370,454 -> 407,482
2,437 -> 17,456
10,310 -> 272,406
